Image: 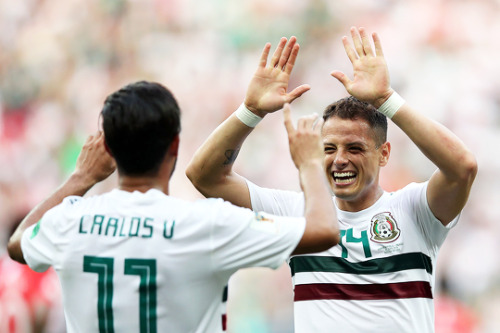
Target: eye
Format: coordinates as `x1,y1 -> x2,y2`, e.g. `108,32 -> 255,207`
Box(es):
324,146 -> 336,154
349,146 -> 363,153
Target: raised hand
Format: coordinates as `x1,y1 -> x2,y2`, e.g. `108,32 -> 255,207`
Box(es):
331,27 -> 393,108
74,132 -> 116,185
244,37 -> 310,117
283,103 -> 324,170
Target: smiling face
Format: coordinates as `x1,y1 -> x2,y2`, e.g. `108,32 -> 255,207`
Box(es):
322,116 -> 390,212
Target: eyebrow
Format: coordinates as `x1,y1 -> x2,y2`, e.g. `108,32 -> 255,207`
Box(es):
323,141 -> 368,147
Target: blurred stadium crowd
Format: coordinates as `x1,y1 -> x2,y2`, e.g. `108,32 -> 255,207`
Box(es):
0,0 -> 499,332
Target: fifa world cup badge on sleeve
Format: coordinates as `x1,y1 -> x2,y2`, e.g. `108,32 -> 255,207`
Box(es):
370,212 -> 400,243
250,212 -> 279,234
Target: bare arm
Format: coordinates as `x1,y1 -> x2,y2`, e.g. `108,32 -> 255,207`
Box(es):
7,132 -> 116,263
186,36 -> 310,209
331,27 -> 477,225
391,106 -> 477,225
281,104 -> 339,254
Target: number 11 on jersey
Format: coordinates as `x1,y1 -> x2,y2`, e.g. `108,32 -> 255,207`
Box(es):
83,256 -> 158,333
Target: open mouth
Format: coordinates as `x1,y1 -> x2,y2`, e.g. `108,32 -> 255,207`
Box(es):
332,171 -> 356,185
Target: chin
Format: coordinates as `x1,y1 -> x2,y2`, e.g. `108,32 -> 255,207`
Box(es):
332,190 -> 352,200
332,187 -> 359,201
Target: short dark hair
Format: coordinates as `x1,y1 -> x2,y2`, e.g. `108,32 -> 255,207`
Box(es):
101,81 -> 181,176
323,96 -> 387,147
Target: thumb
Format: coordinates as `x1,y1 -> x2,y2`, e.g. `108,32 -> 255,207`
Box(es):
330,70 -> 351,89
287,84 -> 311,104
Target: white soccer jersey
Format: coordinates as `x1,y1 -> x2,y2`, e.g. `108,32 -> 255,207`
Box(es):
247,180 -> 458,333
21,189 -> 305,333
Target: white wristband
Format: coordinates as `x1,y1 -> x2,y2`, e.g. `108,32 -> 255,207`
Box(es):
377,91 -> 405,119
234,103 -> 262,128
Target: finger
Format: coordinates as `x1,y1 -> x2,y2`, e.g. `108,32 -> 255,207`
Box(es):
313,117 -> 324,132
92,131 -> 105,144
298,113 -> 318,131
258,43 -> 272,68
359,27 -> 374,57
270,37 -> 287,67
342,36 -> 358,64
95,132 -> 107,148
283,103 -> 295,135
278,36 -> 297,70
286,84 -> 311,103
330,70 -> 352,89
284,43 -> 300,75
372,32 -> 384,57
350,26 -> 364,57
85,134 -> 95,144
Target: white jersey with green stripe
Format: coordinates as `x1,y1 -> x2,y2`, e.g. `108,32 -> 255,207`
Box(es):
246,180 -> 458,333
21,188 -> 305,333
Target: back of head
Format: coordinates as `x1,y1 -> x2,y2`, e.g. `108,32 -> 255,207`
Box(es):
323,96 -> 387,147
101,81 -> 181,176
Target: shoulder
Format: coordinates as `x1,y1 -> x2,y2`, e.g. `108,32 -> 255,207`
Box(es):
194,197 -> 252,215
246,179 -> 303,200
42,195 -> 84,221
388,181 -> 428,201
246,179 -> 305,215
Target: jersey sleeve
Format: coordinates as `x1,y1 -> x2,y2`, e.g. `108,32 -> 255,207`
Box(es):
246,179 -> 305,217
21,196 -> 81,272
208,199 -> 306,273
403,182 -> 459,252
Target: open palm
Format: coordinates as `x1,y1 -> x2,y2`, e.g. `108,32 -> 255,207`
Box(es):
331,27 -> 393,108
244,37 -> 310,116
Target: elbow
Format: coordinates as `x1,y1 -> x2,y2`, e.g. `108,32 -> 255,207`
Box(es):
185,160 -> 207,191
458,152 -> 478,185
185,161 -> 199,185
331,229 -> 341,246
322,226 -> 341,249
297,222 -> 340,255
7,238 -> 26,265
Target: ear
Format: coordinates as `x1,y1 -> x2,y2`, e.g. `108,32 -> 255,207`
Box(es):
169,135 -> 180,157
379,141 -> 391,166
103,139 -> 113,157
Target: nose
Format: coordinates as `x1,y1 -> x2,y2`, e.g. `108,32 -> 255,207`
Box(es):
334,149 -> 348,168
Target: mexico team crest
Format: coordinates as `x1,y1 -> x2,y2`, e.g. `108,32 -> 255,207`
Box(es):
370,212 -> 400,243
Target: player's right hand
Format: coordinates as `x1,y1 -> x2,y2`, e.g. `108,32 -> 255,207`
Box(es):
244,37 -> 310,118
74,132 -> 116,185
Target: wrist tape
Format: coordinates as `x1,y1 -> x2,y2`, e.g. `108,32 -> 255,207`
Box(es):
377,91 -> 405,119
235,103 -> 262,128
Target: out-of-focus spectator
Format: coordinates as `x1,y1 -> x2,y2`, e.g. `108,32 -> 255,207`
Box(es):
1,0 -> 499,332
0,215 -> 65,333
435,278 -> 479,333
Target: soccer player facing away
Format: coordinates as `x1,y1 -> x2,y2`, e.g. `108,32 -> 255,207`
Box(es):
7,81 -> 340,332
186,27 -> 477,332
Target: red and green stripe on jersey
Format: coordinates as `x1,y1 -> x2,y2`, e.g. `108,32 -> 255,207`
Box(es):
289,252 -> 433,301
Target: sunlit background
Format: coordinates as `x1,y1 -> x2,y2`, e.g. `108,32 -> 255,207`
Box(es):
0,0 -> 499,332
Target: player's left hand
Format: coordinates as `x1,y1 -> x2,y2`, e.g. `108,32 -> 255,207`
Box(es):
331,26 -> 393,108
283,103 -> 324,170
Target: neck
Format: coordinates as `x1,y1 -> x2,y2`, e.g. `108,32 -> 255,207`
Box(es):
335,186 -> 384,212
118,175 -> 169,194
117,155 -> 176,195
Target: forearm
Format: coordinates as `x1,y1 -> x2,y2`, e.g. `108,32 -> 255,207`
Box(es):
7,172 -> 97,263
391,103 -> 477,182
294,161 -> 340,254
186,112 -> 257,206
